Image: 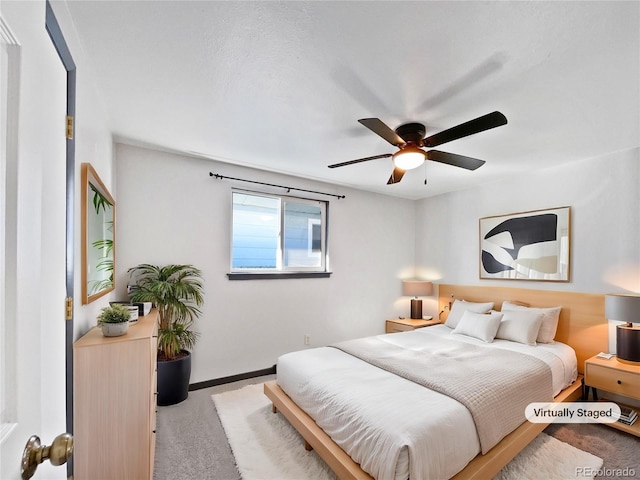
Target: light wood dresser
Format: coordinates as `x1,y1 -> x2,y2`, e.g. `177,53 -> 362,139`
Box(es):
74,309 -> 158,479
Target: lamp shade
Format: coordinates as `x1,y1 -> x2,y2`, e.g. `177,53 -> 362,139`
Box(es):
393,147 -> 426,170
402,280 -> 433,297
606,294 -> 640,364
605,294 -> 640,323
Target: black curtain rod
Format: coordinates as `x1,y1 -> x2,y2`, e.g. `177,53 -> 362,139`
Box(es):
209,173 -> 346,199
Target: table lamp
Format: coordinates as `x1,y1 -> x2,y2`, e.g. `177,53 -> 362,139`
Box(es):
605,294 -> 640,364
402,280 -> 433,319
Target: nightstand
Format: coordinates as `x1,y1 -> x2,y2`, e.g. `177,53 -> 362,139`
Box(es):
584,355 -> 640,437
385,318 -> 441,333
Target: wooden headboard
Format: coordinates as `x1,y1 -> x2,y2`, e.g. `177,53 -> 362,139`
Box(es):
438,284 -> 606,374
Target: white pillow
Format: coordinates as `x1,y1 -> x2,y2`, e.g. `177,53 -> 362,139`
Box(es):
495,310 -> 543,346
444,299 -> 494,329
452,310 -> 503,343
501,301 -> 561,344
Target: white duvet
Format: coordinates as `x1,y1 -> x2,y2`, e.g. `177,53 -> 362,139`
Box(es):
276,325 -> 577,480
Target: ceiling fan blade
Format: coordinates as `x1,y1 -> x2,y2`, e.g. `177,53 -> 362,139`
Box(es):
422,111 -> 507,148
426,150 -> 486,170
387,167 -> 406,184
358,118 -> 406,146
328,153 -> 392,169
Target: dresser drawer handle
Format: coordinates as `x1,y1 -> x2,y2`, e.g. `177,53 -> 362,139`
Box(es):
617,380 -> 622,385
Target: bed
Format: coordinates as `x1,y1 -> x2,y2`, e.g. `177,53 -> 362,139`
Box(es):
264,285 -> 607,480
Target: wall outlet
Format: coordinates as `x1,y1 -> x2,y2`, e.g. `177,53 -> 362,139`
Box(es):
304,334 -> 310,345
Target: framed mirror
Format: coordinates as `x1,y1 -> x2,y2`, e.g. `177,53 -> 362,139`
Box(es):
81,163 -> 116,304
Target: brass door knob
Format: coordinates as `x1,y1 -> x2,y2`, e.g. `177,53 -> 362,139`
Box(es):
21,433 -> 73,480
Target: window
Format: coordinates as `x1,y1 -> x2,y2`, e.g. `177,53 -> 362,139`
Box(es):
230,190 -> 329,277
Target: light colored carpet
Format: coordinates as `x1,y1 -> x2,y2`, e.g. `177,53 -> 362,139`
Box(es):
212,383 -> 604,480
493,433 -> 603,480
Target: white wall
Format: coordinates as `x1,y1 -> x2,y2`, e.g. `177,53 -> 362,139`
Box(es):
415,147 -> 640,295
115,144 -> 416,382
115,145 -> 640,384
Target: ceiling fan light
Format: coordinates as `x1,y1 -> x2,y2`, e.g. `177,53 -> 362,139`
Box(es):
393,147 -> 426,170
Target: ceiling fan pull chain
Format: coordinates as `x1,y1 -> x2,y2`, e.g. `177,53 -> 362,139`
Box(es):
424,162 -> 428,185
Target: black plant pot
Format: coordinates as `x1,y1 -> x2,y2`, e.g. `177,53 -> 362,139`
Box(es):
157,350 -> 191,406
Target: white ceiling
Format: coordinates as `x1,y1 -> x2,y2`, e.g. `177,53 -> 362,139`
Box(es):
63,1 -> 639,200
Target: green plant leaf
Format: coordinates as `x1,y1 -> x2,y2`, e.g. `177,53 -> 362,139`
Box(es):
90,183 -> 113,214
128,264 -> 204,360
98,303 -> 130,323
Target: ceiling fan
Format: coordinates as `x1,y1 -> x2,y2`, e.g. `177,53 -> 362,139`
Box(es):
328,111 -> 507,184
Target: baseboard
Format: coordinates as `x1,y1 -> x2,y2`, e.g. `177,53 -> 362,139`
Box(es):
189,365 -> 277,391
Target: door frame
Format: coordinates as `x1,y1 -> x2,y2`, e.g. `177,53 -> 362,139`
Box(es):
44,2 -> 75,477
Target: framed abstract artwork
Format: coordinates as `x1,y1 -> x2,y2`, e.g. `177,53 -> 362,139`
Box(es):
479,206 -> 570,282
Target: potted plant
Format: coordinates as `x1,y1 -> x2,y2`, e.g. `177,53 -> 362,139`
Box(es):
128,264 -> 204,406
98,303 -> 131,337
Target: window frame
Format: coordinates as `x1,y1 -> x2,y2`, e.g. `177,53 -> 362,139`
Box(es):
228,189 -> 331,279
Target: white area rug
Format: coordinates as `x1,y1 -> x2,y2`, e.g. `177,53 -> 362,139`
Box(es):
212,383 -> 603,480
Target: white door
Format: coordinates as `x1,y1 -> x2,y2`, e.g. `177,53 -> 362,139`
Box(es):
0,2 -> 69,478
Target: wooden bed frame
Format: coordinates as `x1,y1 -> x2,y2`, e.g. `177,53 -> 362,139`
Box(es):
264,284 -> 607,480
